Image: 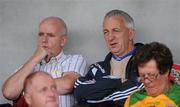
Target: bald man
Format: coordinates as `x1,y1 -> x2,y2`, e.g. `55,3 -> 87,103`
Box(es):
24,71 -> 59,107
2,17 -> 86,107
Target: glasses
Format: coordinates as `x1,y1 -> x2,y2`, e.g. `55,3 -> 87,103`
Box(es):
138,73 -> 159,82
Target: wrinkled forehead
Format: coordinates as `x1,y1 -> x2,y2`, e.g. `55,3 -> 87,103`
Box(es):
138,60 -> 159,73
25,72 -> 55,93
39,19 -> 66,35
31,74 -> 54,90
33,73 -> 53,82
103,15 -> 125,23
103,16 -> 126,27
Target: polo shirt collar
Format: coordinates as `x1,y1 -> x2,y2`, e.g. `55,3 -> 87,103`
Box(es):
40,51 -> 65,64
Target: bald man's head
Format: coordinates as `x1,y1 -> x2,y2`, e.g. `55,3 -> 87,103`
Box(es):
39,16 -> 67,35
24,71 -> 59,107
24,71 -> 53,93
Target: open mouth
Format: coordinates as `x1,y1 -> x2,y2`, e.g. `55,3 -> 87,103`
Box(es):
110,43 -> 117,47
43,46 -> 48,48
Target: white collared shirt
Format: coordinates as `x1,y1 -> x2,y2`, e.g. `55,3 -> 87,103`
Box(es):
35,51 -> 86,107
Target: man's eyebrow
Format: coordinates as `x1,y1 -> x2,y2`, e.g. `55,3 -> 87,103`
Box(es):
38,32 -> 44,35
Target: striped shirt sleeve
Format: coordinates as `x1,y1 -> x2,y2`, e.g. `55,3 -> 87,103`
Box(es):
63,54 -> 86,76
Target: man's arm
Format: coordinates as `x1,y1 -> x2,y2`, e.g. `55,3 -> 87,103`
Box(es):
75,77 -> 122,102
74,63 -> 122,102
55,72 -> 80,95
2,47 -> 47,100
75,76 -> 143,104
74,63 -> 144,104
55,54 -> 86,95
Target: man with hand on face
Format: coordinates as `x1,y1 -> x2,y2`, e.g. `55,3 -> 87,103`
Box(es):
2,17 -> 86,107
74,10 -> 144,107
24,71 -> 59,107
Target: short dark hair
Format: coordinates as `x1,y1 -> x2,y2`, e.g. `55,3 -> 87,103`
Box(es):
134,42 -> 173,75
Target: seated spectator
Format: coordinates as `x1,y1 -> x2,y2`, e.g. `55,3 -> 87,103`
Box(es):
2,16 -> 86,107
74,9 -> 144,107
124,42 -> 180,107
24,71 -> 59,107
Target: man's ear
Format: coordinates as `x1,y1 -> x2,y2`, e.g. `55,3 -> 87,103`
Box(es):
24,93 -> 31,105
61,36 -> 68,47
129,29 -> 135,41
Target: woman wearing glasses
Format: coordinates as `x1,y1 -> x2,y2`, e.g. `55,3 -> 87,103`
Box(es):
124,42 -> 180,107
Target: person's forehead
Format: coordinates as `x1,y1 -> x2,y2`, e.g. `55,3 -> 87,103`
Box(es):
39,19 -> 64,30
138,60 -> 159,73
32,74 -> 54,85
40,21 -> 59,29
104,16 -> 125,23
103,16 -> 126,28
41,18 -> 62,25
38,23 -> 62,35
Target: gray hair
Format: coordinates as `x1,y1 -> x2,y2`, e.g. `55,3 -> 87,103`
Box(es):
105,9 -> 135,29
40,16 -> 67,35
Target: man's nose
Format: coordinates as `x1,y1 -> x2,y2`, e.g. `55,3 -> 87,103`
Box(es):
42,35 -> 48,43
108,33 -> 115,41
48,89 -> 57,96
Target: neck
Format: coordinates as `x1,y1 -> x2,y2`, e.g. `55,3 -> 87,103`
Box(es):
44,55 -> 51,63
164,81 -> 172,93
157,81 -> 172,96
113,47 -> 136,61
44,51 -> 62,63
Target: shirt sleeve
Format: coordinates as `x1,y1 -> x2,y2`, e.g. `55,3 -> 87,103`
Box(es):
62,54 -> 86,76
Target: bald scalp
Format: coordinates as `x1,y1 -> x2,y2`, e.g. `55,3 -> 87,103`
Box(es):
39,16 -> 67,35
23,71 -> 52,94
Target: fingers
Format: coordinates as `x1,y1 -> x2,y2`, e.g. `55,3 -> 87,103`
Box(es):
37,46 -> 48,57
31,46 -> 48,63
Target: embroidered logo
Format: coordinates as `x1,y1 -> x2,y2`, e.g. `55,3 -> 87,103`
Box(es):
52,70 -> 60,73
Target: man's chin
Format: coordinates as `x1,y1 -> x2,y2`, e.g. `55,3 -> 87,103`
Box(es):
46,99 -> 58,106
46,102 -> 58,107
111,51 -> 120,57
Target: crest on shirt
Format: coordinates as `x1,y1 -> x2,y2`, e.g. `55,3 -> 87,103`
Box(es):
52,70 -> 60,73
